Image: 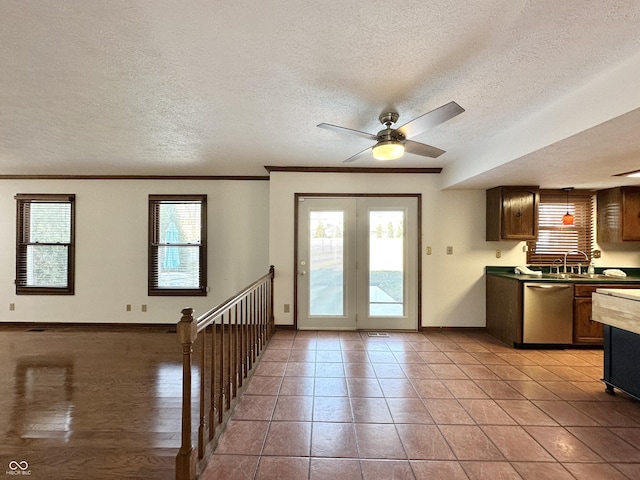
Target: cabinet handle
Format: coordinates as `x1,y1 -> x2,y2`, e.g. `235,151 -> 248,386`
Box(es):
526,284 -> 571,290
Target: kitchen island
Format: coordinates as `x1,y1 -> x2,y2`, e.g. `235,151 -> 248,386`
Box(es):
593,288 -> 640,400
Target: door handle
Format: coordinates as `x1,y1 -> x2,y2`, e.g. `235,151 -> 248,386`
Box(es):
526,284 -> 571,290
299,271 -> 306,276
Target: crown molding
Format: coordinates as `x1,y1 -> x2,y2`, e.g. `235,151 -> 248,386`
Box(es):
0,174 -> 270,181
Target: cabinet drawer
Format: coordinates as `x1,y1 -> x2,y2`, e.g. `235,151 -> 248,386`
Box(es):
574,285 -> 600,297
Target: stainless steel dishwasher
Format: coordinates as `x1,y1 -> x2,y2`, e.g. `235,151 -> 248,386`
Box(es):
523,283 -> 573,344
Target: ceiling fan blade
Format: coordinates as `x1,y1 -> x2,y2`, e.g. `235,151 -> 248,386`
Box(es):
343,146 -> 374,163
403,140 -> 445,158
318,123 -> 378,141
396,101 -> 464,139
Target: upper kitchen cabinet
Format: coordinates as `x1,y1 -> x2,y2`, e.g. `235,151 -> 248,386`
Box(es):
486,186 -> 539,241
597,186 -> 640,242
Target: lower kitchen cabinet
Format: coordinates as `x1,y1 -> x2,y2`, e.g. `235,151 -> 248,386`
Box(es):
486,274 -> 640,348
574,297 -> 603,344
573,285 -> 603,344
573,284 -> 640,345
486,275 -> 523,346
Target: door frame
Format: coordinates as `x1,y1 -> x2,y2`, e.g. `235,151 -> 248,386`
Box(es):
293,193 -> 422,330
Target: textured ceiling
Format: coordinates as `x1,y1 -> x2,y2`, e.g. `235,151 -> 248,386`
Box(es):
1,0 -> 640,189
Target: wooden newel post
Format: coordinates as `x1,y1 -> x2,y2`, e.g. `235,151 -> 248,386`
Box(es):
176,307 -> 198,480
269,265 -> 275,336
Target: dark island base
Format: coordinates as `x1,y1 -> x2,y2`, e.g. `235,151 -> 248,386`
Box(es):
602,325 -> 640,401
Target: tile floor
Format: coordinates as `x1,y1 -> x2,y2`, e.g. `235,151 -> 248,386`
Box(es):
200,329 -> 640,480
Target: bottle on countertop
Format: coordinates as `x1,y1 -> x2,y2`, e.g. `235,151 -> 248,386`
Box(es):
587,260 -> 595,275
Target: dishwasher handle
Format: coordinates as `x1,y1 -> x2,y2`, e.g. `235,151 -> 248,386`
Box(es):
525,284 -> 571,290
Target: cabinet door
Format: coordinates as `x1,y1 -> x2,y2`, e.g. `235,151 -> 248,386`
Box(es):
501,188 -> 538,240
622,187 -> 640,240
573,297 -> 603,344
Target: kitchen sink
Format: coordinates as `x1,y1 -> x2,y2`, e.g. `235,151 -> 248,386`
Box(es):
543,273 -> 616,280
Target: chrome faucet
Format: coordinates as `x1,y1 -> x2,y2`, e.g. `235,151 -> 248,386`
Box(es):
563,250 -> 589,273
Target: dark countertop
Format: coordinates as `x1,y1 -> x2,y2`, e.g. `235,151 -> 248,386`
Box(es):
486,266 -> 640,284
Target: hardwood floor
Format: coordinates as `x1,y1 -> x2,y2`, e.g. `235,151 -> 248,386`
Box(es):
0,326 -> 184,480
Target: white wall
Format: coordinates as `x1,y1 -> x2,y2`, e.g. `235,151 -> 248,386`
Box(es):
4,174 -> 637,328
269,172 -> 640,328
269,172 -> 527,328
0,179 -> 270,324
593,241 -> 640,267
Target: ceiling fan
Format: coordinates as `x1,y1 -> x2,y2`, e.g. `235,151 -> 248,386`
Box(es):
317,101 -> 464,163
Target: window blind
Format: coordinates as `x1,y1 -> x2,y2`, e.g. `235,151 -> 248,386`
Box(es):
527,190 -> 594,265
148,195 -> 207,296
15,194 -> 75,294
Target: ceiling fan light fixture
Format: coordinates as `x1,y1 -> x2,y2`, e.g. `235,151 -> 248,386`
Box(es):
372,141 -> 404,160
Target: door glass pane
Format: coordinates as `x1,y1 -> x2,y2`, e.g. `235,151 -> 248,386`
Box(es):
309,211 -> 344,316
369,210 -> 404,316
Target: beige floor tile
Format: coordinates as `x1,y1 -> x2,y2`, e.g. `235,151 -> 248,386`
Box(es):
439,425 -> 505,461
360,460 -> 414,480
458,399 -> 517,425
460,461 -> 521,480
262,421 -> 311,457
309,458 -> 362,480
511,461 -> 574,480
310,422 -> 358,457
396,424 -> 455,460
567,426 -> 640,462
524,425 -> 602,462
355,423 -> 406,459
199,329 -> 640,479
410,460 -> 469,480
255,456 -> 309,480
481,425 -> 555,462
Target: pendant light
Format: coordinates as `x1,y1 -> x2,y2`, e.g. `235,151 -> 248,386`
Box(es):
562,187 -> 574,225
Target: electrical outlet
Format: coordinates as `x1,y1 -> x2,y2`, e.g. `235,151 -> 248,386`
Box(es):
141,304 -> 147,312
9,303 -> 15,311
284,304 -> 290,313
496,249 -> 501,258
446,246 -> 453,255
426,246 -> 432,255
126,304 -> 131,312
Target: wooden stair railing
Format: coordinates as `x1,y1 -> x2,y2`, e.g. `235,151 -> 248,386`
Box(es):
175,266 -> 275,480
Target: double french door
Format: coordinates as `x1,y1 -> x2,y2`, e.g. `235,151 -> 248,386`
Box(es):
296,196 -> 418,330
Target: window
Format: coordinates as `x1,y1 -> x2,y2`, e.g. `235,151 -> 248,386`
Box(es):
148,195 -> 207,296
15,194 -> 75,295
527,190 -> 594,265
